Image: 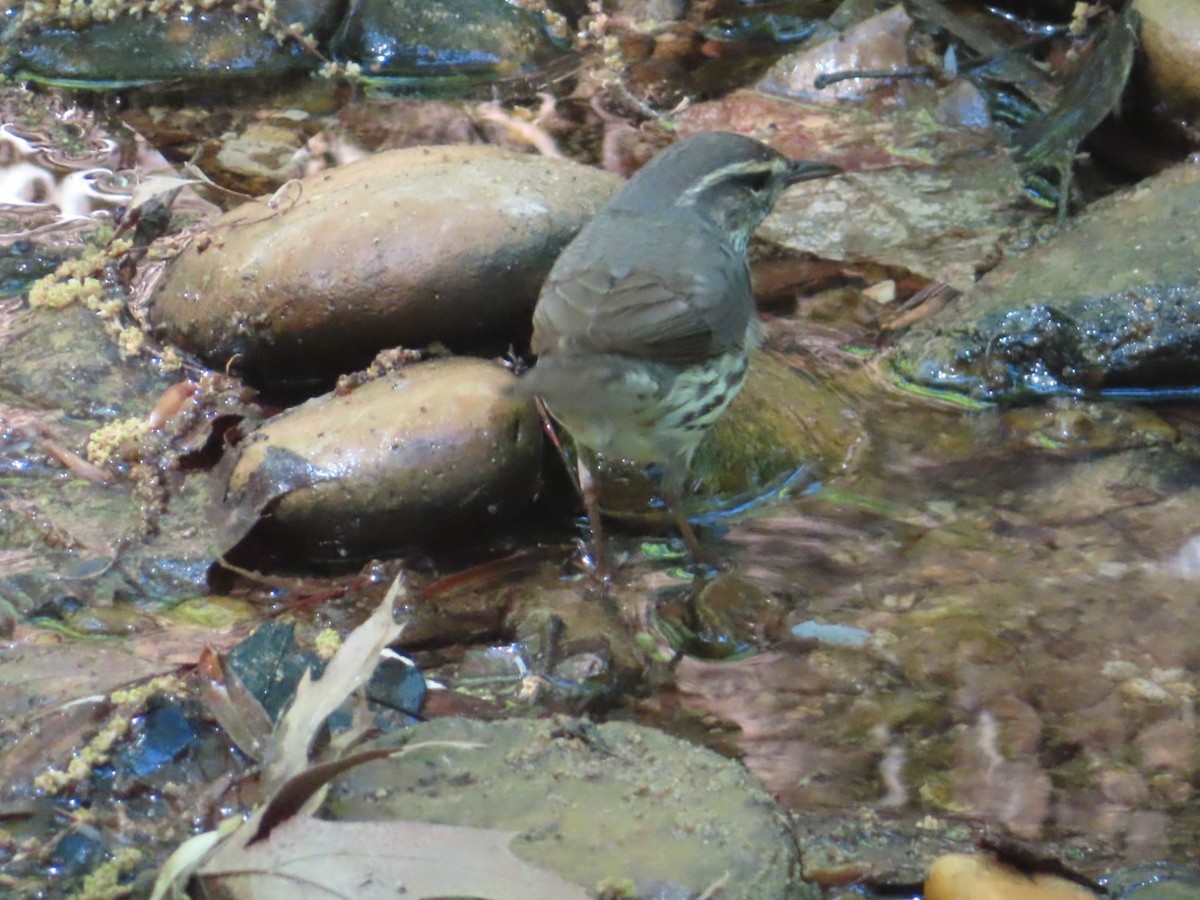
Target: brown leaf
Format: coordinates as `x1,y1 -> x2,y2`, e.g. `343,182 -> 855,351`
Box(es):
198,646 -> 274,764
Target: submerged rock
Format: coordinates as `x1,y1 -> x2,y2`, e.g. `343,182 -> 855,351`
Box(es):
327,716 -> 798,899
698,349 -> 860,499
1103,863 -> 1200,898
146,145 -> 619,389
893,163 -> 1200,402
212,358 -> 541,564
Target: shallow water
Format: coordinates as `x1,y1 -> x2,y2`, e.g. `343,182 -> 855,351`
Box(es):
3,80 -> 1200,890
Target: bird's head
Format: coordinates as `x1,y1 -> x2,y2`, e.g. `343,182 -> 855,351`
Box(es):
612,132 -> 840,251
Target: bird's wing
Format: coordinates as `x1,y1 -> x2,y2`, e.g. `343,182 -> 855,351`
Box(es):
532,217 -> 752,365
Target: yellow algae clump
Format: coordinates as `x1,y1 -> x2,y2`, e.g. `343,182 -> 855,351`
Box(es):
77,847 -> 144,900
34,714 -> 131,795
314,627 -> 342,660
117,325 -> 147,359
33,675 -> 189,795
87,417 -> 151,467
157,343 -> 184,371
26,236 -> 183,364
28,274 -> 104,309
22,0 -> 233,28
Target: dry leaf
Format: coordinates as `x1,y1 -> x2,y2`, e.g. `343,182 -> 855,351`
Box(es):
261,575 -> 405,789
154,578 -> 420,897
198,645 -> 274,763
198,817 -> 590,900
127,174 -> 200,213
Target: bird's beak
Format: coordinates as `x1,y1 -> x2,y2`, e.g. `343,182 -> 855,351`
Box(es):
785,160 -> 841,185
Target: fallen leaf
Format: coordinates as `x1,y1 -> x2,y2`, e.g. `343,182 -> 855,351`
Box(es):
261,574 -> 405,789
198,645 -> 275,763
198,817 -> 590,900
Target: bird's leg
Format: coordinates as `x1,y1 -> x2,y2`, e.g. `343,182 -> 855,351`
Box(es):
669,502 -> 706,565
661,465 -> 710,570
533,398 -> 610,579
532,398 -> 580,494
576,447 -> 609,579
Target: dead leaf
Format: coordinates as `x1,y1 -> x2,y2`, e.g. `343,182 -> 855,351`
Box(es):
261,574 -> 405,790
149,815 -> 243,900
127,174 -> 200,214
198,645 -> 275,763
198,817 -> 590,900
154,579 -> 402,869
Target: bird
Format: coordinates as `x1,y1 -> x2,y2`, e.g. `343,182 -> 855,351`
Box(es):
518,131 -> 840,572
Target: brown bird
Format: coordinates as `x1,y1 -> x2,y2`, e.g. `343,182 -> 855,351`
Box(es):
519,131 -> 839,570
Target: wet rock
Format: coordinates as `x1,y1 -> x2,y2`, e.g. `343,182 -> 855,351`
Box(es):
0,303 -> 174,415
3,0 -> 339,87
893,163 -> 1200,401
699,349 -> 859,497
924,853 -> 1098,899
656,571 -> 789,659
509,586 -> 647,693
330,0 -> 564,81
4,0 -> 566,88
792,812 -> 970,889
48,831 -> 109,880
1136,0 -> 1200,121
225,620 -> 320,720
212,358 -> 541,564
327,716 -> 797,899
146,145 -> 620,388
61,604 -> 149,637
399,571 -> 649,707
0,231 -> 66,296
791,619 -> 872,647
0,301 -> 218,612
121,700 -> 198,777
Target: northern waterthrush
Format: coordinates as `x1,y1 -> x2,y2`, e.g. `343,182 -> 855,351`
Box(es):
519,131 -> 840,568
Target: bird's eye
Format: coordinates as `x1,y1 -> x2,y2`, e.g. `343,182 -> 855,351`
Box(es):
738,171 -> 773,192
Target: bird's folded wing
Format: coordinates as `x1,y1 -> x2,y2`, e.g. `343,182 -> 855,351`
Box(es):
535,230 -> 751,365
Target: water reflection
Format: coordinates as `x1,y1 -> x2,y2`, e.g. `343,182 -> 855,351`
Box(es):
0,120 -> 123,219
650,394 -> 1200,862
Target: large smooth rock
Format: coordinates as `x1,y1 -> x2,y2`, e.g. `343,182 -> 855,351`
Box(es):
1136,0 -> 1200,120
3,0 -> 562,87
212,357 -> 541,564
924,854 -> 1097,900
147,146 -> 620,388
